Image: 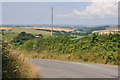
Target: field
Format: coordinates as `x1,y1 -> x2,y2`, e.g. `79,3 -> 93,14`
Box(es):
1,27 -> 53,38
31,27 -> 75,32
0,27 -> 12,30
1,26 -> 77,43
9,27 -> 51,35
2,32 -> 18,43
1,27 -> 52,42
70,35 -> 85,40
2,27 -> 76,38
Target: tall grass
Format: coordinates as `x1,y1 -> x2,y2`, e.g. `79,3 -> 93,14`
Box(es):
2,43 -> 40,78
22,51 -> 118,66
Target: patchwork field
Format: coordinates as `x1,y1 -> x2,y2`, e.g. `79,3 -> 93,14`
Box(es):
1,27 -> 52,37
31,27 -> 75,32
1,27 -> 75,37
9,27 -> 51,34
0,27 -> 12,30
1,27 -> 53,42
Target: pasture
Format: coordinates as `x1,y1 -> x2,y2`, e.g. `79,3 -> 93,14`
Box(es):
9,27 -> 51,35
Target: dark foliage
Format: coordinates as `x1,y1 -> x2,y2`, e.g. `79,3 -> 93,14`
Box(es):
11,32 -> 35,45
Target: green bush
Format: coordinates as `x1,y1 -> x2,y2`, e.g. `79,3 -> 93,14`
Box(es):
11,32 -> 35,45
21,34 -> 120,65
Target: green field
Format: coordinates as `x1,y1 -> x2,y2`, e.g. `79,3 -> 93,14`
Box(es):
2,27 -> 52,41
70,35 -> 85,40
2,27 -> 52,42
2,32 -> 18,43
9,27 -> 52,35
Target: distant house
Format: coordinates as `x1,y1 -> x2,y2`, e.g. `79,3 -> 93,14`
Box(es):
35,34 -> 43,38
92,26 -> 120,34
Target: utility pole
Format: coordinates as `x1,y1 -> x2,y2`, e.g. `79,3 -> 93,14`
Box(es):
51,7 -> 53,36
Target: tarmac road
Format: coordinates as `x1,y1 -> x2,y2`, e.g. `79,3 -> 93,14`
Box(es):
29,59 -> 118,78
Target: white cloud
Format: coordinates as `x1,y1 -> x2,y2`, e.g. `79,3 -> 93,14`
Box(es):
73,2 -> 118,19
56,14 -> 70,17
56,2 -> 118,19
55,13 -> 75,18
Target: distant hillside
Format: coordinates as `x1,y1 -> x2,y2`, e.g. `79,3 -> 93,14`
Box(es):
75,26 -> 106,33
92,26 -> 120,34
84,25 -> 95,27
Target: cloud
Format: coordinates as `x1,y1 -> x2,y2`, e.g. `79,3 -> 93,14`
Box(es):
73,2 -> 118,19
55,13 -> 75,18
56,2 -> 118,19
56,14 -> 70,17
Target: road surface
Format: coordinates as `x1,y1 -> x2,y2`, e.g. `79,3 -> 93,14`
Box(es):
29,59 -> 118,78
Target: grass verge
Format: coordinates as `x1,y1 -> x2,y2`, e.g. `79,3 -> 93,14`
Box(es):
2,43 -> 40,78
22,51 -> 118,66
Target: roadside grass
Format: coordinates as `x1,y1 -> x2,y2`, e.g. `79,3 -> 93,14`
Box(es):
2,44 -> 40,78
22,51 -> 118,65
21,51 -> 81,62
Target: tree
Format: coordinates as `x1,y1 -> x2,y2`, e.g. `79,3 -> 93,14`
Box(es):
11,32 -> 35,45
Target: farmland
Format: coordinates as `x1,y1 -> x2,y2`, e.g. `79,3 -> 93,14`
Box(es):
2,27 -> 75,36
1,27 -> 53,38
1,27 -> 76,43
9,27 -> 51,35
1,27 -> 51,42
31,27 -> 75,32
2,32 -> 18,43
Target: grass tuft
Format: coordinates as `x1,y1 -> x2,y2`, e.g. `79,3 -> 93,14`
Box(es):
2,43 -> 40,78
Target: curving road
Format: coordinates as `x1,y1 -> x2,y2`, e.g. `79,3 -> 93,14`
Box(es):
29,59 -> 118,78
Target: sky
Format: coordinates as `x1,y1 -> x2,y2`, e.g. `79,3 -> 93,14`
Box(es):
1,1 -> 118,25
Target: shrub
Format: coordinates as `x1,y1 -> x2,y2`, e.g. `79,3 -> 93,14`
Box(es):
11,32 -> 35,45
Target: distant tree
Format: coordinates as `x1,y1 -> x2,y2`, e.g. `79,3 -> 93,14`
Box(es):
11,32 -> 35,45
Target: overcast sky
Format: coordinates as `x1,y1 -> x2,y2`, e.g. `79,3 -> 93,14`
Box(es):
1,2 -> 118,25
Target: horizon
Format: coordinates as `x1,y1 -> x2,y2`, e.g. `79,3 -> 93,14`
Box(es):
1,24 -> 118,26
